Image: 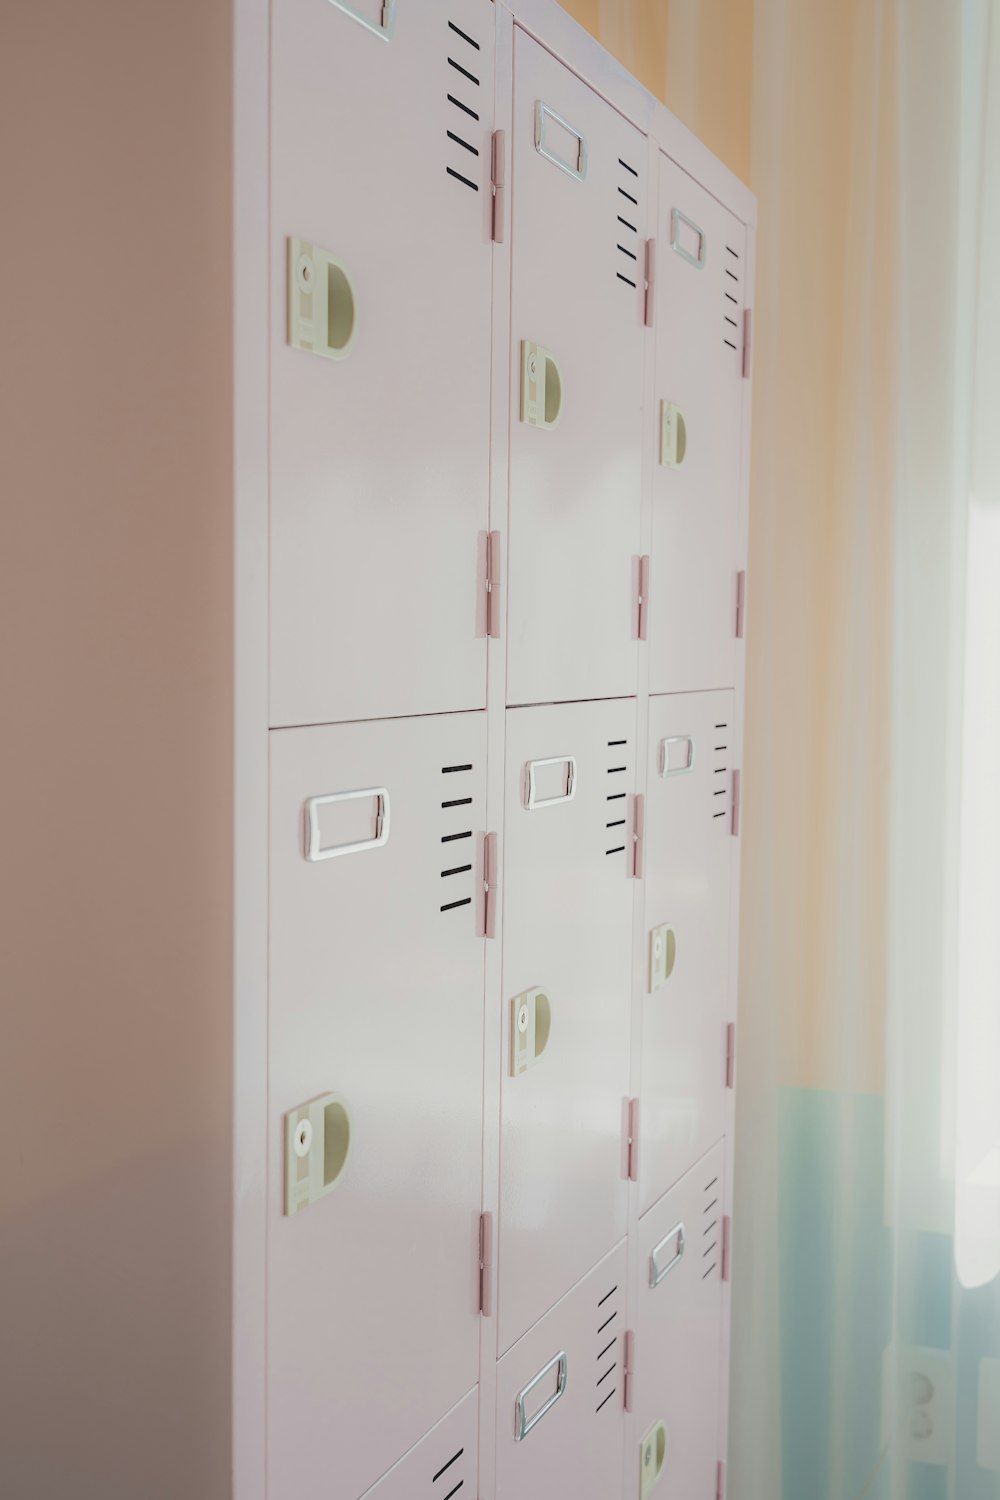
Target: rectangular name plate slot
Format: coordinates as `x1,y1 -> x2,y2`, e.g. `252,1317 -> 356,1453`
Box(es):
650,1222 -> 686,1287
525,756 -> 577,810
670,208 -> 706,269
660,735 -> 696,777
305,788 -> 390,861
534,101 -> 588,181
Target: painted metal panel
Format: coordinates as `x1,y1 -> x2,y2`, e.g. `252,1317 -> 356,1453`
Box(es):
506,29 -> 646,706
270,0 -> 495,727
640,691 -> 735,1212
361,1388 -> 478,1500
498,699 -> 636,1352
649,154 -> 747,694
495,1242 -> 628,1500
632,1144 -> 727,1500
267,712 -> 486,1499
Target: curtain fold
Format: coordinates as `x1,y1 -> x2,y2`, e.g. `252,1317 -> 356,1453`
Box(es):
561,0 -> 1000,1493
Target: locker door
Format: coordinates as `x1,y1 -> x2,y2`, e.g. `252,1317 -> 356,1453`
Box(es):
632,1145 -> 727,1500
640,692 -> 734,1213
268,712 -> 486,1500
649,154 -> 747,694
361,1390 -> 478,1500
498,699 -> 636,1353
495,1243 -> 627,1500
506,31 -> 647,707
270,0 -> 495,728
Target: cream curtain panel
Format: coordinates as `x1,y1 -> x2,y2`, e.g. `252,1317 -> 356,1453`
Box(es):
562,2 -> 1000,1496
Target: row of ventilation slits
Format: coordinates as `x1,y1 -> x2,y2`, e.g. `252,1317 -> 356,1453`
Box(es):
616,156 -> 641,290
428,1439 -> 468,1500
702,1170 -> 723,1281
723,242 -> 742,355
712,720 -> 729,824
440,761 -> 475,913
606,736 -> 630,857
446,19 -> 483,193
595,1279 -> 621,1414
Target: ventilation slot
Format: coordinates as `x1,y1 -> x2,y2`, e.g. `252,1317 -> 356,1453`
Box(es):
616,158 -> 641,290
440,764 -> 475,911
712,724 -> 729,820
445,20 -> 482,191
605,738 -> 630,853
702,1174 -> 721,1279
595,1282 -> 620,1413
723,244 -> 742,353
431,1442 -> 467,1497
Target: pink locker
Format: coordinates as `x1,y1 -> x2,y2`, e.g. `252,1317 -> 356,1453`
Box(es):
267,712 -> 487,1500
648,153 -> 748,695
498,699 -> 637,1353
640,692 -> 736,1213
631,1143 -> 728,1500
361,1390 -> 478,1500
506,30 -> 647,707
495,1242 -> 628,1500
269,0 -> 496,728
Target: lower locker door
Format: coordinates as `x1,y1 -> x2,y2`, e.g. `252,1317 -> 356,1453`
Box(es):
632,1143 -> 727,1500
495,1242 -> 628,1500
499,700 -> 636,1353
361,1389 -> 478,1500
640,692 -> 735,1213
267,712 -> 487,1500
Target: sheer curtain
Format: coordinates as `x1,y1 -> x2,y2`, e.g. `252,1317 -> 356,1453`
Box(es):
560,1 -> 999,1494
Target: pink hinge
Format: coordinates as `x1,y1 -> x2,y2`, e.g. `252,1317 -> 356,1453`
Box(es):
725,1022 -> 737,1090
731,769 -> 741,837
631,793 -> 645,880
479,1211 -> 494,1316
644,239 -> 656,327
491,130 -> 506,244
623,1329 -> 635,1412
722,1215 -> 732,1282
735,569 -> 747,639
482,832 -> 498,939
717,1459 -> 727,1500
627,1097 -> 640,1182
742,308 -> 752,378
637,554 -> 650,641
487,530 -> 501,639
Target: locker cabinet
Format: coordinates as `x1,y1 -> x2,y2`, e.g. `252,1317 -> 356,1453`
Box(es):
361,1389 -> 478,1500
267,712 -> 487,1500
237,2 -> 755,1496
640,691 -> 736,1213
498,699 -> 637,1353
649,154 -> 748,695
506,29 -> 647,707
631,1144 -> 728,1500
269,0 -> 496,728
495,1242 -> 628,1500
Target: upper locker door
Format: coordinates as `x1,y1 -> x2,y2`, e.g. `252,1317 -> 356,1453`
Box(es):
268,712 -> 486,1500
506,32 -> 647,707
270,0 -> 496,728
498,699 -> 636,1353
640,692 -> 735,1214
650,156 -> 747,695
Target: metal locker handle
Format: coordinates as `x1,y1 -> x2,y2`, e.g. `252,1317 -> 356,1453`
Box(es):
660,736 -> 696,777
328,0 -> 397,40
514,1351 -> 569,1441
525,756 -> 577,810
305,788 -> 390,861
649,1222 -> 686,1287
534,101 -> 588,182
670,208 -> 707,269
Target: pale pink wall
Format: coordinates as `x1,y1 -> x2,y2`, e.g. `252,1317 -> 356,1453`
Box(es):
0,4 -> 233,1497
